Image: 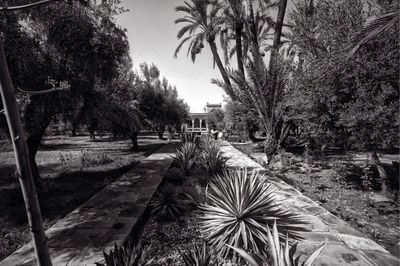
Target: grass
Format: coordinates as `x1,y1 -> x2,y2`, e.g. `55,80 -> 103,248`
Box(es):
0,134 -> 164,261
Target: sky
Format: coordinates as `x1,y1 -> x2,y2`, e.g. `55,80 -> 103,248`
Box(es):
116,0 -> 294,113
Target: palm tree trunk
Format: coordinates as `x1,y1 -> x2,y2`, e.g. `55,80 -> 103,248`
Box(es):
208,40 -> 236,100
235,22 -> 245,76
269,0 -> 288,70
0,39 -> 52,266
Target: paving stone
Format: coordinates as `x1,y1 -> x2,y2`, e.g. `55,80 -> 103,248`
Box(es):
0,143 -> 176,266
217,141 -> 400,265
338,234 -> 389,253
358,249 -> 400,266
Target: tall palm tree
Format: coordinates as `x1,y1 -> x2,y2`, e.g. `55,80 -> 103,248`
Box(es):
174,0 -> 236,99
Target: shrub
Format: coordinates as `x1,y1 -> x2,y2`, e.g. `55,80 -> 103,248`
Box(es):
99,240 -> 153,266
200,140 -> 228,176
180,242 -> 212,266
150,184 -> 194,222
230,221 -> 326,266
175,142 -> 201,175
200,169 -> 306,258
164,167 -> 185,184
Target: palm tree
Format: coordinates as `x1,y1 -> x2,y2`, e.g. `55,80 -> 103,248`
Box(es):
174,0 -> 236,99
347,7 -> 399,57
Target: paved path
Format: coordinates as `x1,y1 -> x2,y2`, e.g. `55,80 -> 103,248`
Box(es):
219,141 -> 400,266
1,143 -> 176,266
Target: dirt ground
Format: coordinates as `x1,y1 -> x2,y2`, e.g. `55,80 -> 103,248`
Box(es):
0,133 -> 165,261
233,143 -> 400,259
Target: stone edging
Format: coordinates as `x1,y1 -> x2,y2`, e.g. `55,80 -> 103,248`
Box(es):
219,141 -> 399,266
0,143 -> 176,266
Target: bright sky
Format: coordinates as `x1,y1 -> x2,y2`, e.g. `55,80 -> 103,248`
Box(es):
116,0 -> 294,113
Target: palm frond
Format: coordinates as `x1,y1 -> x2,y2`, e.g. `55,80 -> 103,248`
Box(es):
346,9 -> 399,57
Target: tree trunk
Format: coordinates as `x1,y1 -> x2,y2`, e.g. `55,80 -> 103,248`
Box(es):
157,130 -> 164,139
269,0 -> 288,70
235,22 -> 245,76
129,132 -> 139,151
0,39 -> 52,266
71,128 -> 76,137
371,151 -> 389,194
208,39 -> 236,100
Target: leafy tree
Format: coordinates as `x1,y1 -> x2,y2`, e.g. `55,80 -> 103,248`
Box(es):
288,0 -> 399,192
206,107 -> 225,130
136,62 -> 188,139
0,0 -> 130,187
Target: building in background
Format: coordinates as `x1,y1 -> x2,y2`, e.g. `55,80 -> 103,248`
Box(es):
182,103 -> 222,135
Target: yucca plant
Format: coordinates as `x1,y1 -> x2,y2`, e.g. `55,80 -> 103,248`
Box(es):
175,142 -> 201,175
200,169 -> 307,258
150,184 -> 194,222
180,242 -> 213,266
165,167 -> 186,184
201,140 -> 228,176
181,132 -> 200,145
229,221 -> 326,266
100,240 -> 153,266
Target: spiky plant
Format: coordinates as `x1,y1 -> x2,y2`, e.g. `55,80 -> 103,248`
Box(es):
100,240 -> 153,266
200,169 -> 306,258
229,221 -> 326,266
180,242 -> 213,266
200,140 -> 228,175
150,184 -> 194,222
175,142 -> 201,175
165,167 -> 186,184
181,132 -> 200,145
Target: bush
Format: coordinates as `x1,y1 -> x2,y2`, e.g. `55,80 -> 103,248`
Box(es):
164,167 -> 185,184
175,142 -> 201,175
99,240 -> 153,266
230,221 -> 326,266
200,140 -> 227,176
150,184 -> 194,222
180,242 -> 212,266
200,169 -> 306,258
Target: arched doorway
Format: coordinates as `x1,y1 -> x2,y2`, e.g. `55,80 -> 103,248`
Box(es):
194,118 -> 200,128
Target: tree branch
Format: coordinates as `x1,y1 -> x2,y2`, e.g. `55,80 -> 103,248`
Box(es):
0,0 -> 58,11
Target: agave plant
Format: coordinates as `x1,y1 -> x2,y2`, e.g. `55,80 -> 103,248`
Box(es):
200,169 -> 307,258
165,167 -> 186,184
150,184 -> 194,222
180,242 -> 213,266
229,221 -> 326,266
100,240 -> 153,266
181,132 -> 200,145
175,142 -> 201,175
200,140 -> 228,175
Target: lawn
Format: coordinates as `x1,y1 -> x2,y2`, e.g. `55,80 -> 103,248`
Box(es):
0,133 -> 164,261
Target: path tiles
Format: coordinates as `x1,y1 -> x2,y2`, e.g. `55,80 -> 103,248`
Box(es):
219,141 -> 400,266
1,143 -> 177,266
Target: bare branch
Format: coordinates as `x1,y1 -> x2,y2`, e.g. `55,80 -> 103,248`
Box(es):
0,0 -> 59,11
18,79 -> 70,95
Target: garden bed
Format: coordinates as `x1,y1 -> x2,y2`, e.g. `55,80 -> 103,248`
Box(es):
233,143 -> 400,259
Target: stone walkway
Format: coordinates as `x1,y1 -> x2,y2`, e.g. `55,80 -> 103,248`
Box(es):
1,143 -> 176,266
219,141 -> 400,266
